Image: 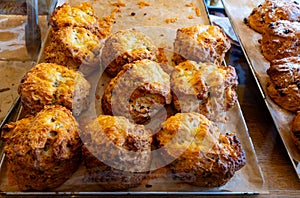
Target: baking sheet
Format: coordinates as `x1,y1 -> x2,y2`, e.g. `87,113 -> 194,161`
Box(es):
0,0 -> 265,195
221,0 -> 300,177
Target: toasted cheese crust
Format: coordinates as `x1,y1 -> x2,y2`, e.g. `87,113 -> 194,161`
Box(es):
173,24 -> 231,65
261,20 -> 300,62
82,115 -> 152,190
266,56 -> 300,112
155,112 -> 246,187
102,59 -> 172,124
101,29 -> 158,77
171,60 -> 238,122
18,63 -> 91,116
1,105 -> 82,191
49,2 -> 103,38
247,0 -> 300,33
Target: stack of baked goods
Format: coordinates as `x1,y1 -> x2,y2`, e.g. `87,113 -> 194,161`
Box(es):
245,0 -> 300,150
1,1 -> 247,192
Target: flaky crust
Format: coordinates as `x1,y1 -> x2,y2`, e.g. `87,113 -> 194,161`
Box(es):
261,20 -> 300,62
266,56 -> 300,112
49,2 -> 104,39
173,24 -> 231,65
1,105 -> 82,191
246,0 -> 300,34
101,29 -> 158,77
291,112 -> 300,150
155,112 -> 246,187
81,115 -> 152,190
45,27 -> 101,75
18,63 -> 91,116
171,60 -> 238,122
101,59 -> 172,124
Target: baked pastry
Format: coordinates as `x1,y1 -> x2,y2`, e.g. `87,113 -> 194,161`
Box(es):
101,29 -> 158,77
101,59 -> 172,124
246,0 -> 300,34
173,24 -> 231,65
1,105 -> 82,191
155,112 -> 246,187
45,26 -> 101,76
81,115 -> 152,190
18,63 -> 91,116
266,56 -> 300,112
260,20 -> 300,62
291,112 -> 300,150
49,2 -> 104,39
170,60 -> 238,122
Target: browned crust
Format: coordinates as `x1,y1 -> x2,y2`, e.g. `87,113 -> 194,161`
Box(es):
291,112 -> 300,151
1,105 -> 82,191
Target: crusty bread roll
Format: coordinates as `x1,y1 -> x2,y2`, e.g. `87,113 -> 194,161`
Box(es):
1,105 -> 82,191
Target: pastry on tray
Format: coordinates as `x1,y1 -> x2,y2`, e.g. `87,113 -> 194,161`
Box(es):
291,112 -> 300,150
1,105 -> 82,191
246,0 -> 300,34
173,24 -> 231,65
101,59 -> 172,124
260,20 -> 300,62
81,115 -> 152,190
45,26 -> 101,76
101,29 -> 158,77
49,2 -> 104,39
266,56 -> 300,112
170,60 -> 238,122
18,63 -> 91,116
155,112 -> 246,187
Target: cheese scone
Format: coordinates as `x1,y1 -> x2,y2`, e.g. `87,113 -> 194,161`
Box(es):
101,29 -> 158,77
18,63 -> 91,116
1,105 -> 82,191
155,112 -> 246,187
266,56 -> 300,112
101,59 -> 172,124
246,0 -> 300,34
82,115 -> 152,190
171,60 -> 238,122
173,24 -> 231,65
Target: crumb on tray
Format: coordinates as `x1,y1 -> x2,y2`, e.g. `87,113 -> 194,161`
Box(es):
138,1 -> 151,8
111,0 -> 127,7
165,17 -> 178,24
185,2 -> 194,7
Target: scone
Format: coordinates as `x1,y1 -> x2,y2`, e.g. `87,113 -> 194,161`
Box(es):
101,59 -> 172,124
18,63 -> 91,116
171,60 -> 238,122
45,26 -> 101,76
49,2 -> 104,39
246,0 -> 300,34
1,105 -> 82,191
291,112 -> 300,150
260,20 -> 300,62
173,24 -> 231,65
266,56 -> 300,112
101,29 -> 158,77
155,112 -> 246,187
81,115 -> 152,190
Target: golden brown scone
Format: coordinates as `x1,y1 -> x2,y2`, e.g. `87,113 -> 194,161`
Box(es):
45,26 -> 101,76
260,20 -> 300,62
101,29 -> 158,77
266,56 -> 300,112
173,24 -> 231,65
49,2 -> 104,39
1,105 -> 82,191
246,0 -> 300,34
155,112 -> 246,187
101,59 -> 172,124
171,60 -> 238,122
291,112 -> 300,150
81,115 -> 152,190
18,63 -> 91,116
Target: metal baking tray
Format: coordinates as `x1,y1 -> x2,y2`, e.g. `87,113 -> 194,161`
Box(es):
221,0 -> 300,178
0,0 -> 265,195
